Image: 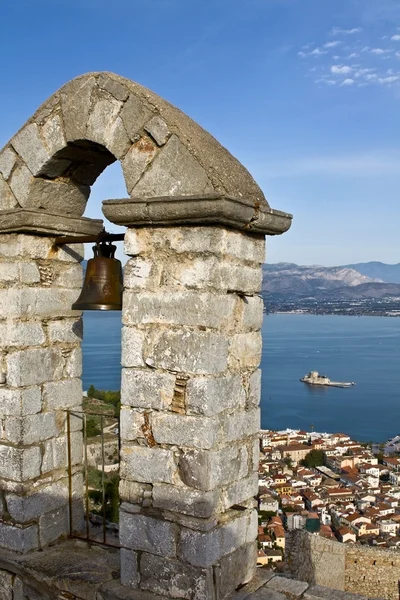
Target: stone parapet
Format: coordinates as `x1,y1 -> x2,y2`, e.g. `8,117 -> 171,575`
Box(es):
0,208 -> 103,236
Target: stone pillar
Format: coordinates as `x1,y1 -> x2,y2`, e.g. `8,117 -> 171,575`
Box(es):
118,224 -> 265,598
0,213 -> 102,553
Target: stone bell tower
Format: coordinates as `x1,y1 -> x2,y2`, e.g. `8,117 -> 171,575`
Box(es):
0,72 -> 291,598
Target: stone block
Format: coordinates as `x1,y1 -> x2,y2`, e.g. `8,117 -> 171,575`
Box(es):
0,522 -> 39,553
219,474 -> 258,511
6,481 -> 68,523
178,509 -> 255,568
39,504 -> 69,546
223,409 -> 260,443
144,116 -> 170,146
120,445 -> 177,484
42,378 -> 82,410
26,178 -> 89,216
185,374 -> 245,416
98,73 -> 129,102
53,263 -> 82,288
4,413 -> 59,445
247,589 -> 287,599
267,576 -> 309,599
228,332 -> 262,371
11,123 -> 50,176
40,113 -> 66,156
119,480 -> 152,504
121,328 -> 145,367
0,261 -> 19,282
152,413 -> 219,450
145,329 -> 229,375
9,164 -> 32,206
121,369 -> 175,409
122,136 -> 158,194
120,408 -> 146,441
0,445 -> 41,481
218,542 -> 257,597
0,321 -> 45,347
0,386 -> 41,417
0,568 -> 14,599
64,346 -> 82,378
42,436 -> 67,473
248,369 -> 261,409
152,483 -> 219,518
133,134 -> 213,197
47,318 -> 83,343
123,257 -> 158,290
0,147 -> 17,180
123,229 -> 143,257
304,586 -> 366,600
240,296 -> 264,332
0,175 -> 18,210
120,548 -> 139,588
61,75 -> 96,141
86,95 -> 126,155
0,288 -> 80,319
19,261 -> 41,283
179,445 -> 249,491
140,552 -> 214,600
120,94 -> 152,142
119,510 -> 177,557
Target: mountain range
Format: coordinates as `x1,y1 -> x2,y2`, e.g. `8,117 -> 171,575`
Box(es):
262,262 -> 400,300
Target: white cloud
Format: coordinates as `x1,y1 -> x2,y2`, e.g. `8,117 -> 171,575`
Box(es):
331,27 -> 362,35
324,41 -> 341,48
370,48 -> 389,54
391,34 -> 400,41
355,68 -> 376,77
396,51 -> 400,57
341,78 -> 355,86
365,73 -> 378,80
378,75 -> 400,84
331,65 -> 353,74
347,52 -> 360,58
298,47 -> 327,58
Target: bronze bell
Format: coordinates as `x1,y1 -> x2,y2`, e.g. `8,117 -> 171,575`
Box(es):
72,241 -> 123,311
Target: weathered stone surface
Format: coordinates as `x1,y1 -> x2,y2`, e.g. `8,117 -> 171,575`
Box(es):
179,445 -> 249,491
39,505 -> 69,546
266,576 -> 309,599
26,178 -> 89,217
219,474 -> 258,511
121,136 -> 158,194
144,116 -> 170,146
0,321 -> 45,347
40,113 -> 66,157
0,522 -> 39,553
121,328 -> 145,367
121,369 -> 175,409
0,568 -> 14,599
0,147 -> 17,180
185,374 -> 245,417
6,348 -> 63,387
120,445 -> 177,484
6,482 -> 68,523
218,542 -> 257,597
4,413 -> 59,445
152,413 -> 219,450
41,436 -> 67,473
0,386 -> 41,417
47,318 -> 83,343
144,329 -> 229,375
133,135 -> 213,197
140,552 -> 214,600
304,586 -> 366,600
86,95 -> 129,159
246,589 -> 287,600
248,369 -> 261,409
178,510 -> 256,568
0,445 -> 41,481
0,175 -> 18,210
11,123 -> 50,176
0,288 -> 80,319
98,73 -> 129,102
9,165 -> 32,206
0,234 -> 84,262
61,75 -> 96,141
241,296 -> 264,332
19,261 -> 41,284
120,548 -> 139,588
119,480 -> 152,505
120,94 -> 152,142
119,408 -> 145,441
153,484 -> 219,518
123,257 -> 157,290
42,378 -> 82,410
229,332 -> 262,371
119,511 -> 177,557
223,409 -> 260,443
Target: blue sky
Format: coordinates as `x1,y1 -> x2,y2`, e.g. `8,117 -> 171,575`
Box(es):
1,0 -> 399,265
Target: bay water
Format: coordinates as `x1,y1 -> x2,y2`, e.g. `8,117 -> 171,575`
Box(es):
82,313 -> 400,443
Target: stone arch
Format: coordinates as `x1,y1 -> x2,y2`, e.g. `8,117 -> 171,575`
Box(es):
0,71 -> 270,220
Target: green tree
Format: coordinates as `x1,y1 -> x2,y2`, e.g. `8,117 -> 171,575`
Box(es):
300,449 -> 324,468
87,384 -> 96,398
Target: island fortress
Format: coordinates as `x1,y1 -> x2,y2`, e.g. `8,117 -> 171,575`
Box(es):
300,371 -> 355,388
0,72 -> 292,599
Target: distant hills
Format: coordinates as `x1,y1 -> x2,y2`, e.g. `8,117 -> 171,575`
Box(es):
262,262 -> 400,301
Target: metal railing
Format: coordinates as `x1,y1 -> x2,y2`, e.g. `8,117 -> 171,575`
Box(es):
66,409 -> 120,547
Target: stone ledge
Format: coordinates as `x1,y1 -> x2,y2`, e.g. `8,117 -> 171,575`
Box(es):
0,209 -> 103,237
102,195 -> 292,236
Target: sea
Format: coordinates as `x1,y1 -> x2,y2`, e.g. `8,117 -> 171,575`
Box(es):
82,313 -> 400,443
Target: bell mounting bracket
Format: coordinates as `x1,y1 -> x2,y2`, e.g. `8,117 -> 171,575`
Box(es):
54,228 -> 124,245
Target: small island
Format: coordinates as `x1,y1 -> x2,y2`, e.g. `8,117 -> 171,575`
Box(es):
300,370 -> 355,388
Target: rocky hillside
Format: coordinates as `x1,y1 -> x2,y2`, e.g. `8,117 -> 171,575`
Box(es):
262,262 -> 400,300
